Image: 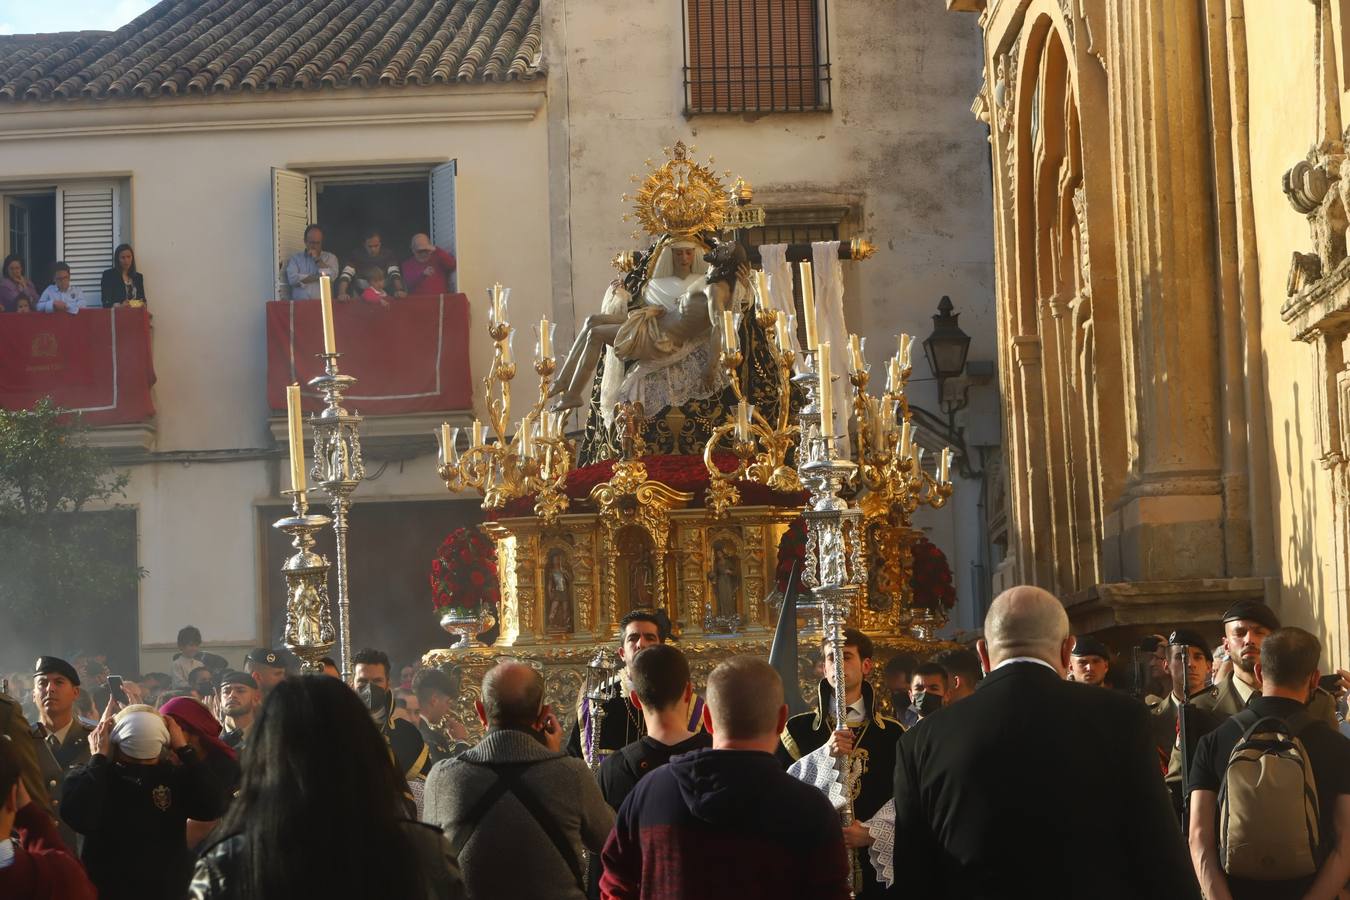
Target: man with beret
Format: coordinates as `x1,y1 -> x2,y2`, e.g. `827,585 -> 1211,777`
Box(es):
29,657 -> 92,851
218,671 -> 260,752
1168,600 -> 1340,801
1069,635 -> 1112,687
1149,631 -> 1213,817
243,648 -> 287,697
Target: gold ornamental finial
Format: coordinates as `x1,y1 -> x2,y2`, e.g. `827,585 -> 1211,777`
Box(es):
623,141 -> 729,241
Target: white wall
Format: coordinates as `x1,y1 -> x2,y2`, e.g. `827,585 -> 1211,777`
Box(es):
0,85 -> 552,662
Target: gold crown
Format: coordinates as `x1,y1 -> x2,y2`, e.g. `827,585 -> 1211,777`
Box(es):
622,142 -> 730,241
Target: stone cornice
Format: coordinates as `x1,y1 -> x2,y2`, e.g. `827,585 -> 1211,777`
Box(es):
1282,257 -> 1350,341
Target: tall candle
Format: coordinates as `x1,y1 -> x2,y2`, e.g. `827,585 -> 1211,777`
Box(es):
286,384 -> 306,493
319,276 -> 336,356
471,420 -> 485,448
799,262 -> 818,349
888,355 -> 902,393
520,416 -> 533,457
439,423 -> 451,464
755,270 -> 770,313
491,283 -> 505,324
848,333 -> 864,374
939,447 -> 952,483
736,400 -> 751,443
898,420 -> 913,460
898,333 -> 913,370
773,310 -> 791,350
721,310 -> 738,353
538,316 -> 552,358
817,341 -> 833,446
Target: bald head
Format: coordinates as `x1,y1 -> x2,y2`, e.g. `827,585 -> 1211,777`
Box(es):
705,656 -> 784,742
480,662 -> 544,730
982,586 -> 1071,671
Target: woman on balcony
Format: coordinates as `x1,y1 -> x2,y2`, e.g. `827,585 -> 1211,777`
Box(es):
0,254 -> 38,313
100,243 -> 148,307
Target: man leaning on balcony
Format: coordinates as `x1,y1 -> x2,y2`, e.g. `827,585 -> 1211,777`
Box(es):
36,263 -> 85,315
285,224 -> 340,301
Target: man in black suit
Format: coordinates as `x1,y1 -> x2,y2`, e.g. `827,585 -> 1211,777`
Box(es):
892,585 -> 1199,899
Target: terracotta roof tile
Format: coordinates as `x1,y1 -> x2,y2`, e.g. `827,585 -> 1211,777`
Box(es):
0,0 -> 542,104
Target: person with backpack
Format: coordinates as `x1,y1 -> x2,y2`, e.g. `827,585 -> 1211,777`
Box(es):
1187,627 -> 1350,899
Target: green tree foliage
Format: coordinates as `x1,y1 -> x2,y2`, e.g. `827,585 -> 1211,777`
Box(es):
0,399 -> 144,628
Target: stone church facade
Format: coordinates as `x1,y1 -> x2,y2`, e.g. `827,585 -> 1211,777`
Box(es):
949,0 -> 1350,665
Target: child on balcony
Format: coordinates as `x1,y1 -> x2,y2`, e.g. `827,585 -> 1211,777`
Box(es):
361,266 -> 391,308
36,262 -> 85,315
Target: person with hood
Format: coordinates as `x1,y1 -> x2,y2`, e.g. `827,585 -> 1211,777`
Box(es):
425,662 -> 613,900
601,656 -> 850,900
160,696 -> 240,847
60,700 -> 224,900
779,630 -> 903,898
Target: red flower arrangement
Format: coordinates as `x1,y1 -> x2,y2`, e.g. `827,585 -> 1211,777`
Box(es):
774,516 -> 808,593
909,535 -> 957,611
430,526 -> 501,616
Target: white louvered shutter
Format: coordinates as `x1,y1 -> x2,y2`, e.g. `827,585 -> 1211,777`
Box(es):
57,184 -> 117,302
272,168 -> 313,298
429,160 -> 457,290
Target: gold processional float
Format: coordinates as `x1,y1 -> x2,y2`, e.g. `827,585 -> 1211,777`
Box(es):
272,143 -> 961,754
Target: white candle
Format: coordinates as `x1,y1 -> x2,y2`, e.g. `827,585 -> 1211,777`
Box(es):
799,262 -> 818,349
898,420 -> 913,460
538,316 -> 552,358
319,276 -> 336,356
773,310 -> 791,351
848,333 -> 864,374
940,447 -> 952,483
722,310 -> 737,354
520,416 -> 533,457
471,420 -> 485,448
491,283 -> 504,324
286,384 -> 306,493
439,423 -> 451,465
888,355 -> 902,393
754,270 -> 769,313
817,341 -> 833,447
500,332 -> 513,367
898,333 -> 913,370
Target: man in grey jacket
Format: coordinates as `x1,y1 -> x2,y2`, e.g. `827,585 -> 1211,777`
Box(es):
424,662 -> 614,900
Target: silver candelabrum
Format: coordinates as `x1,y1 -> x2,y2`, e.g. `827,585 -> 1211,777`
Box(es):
793,349 -> 866,895
274,489 -> 336,674
582,646 -> 622,773
309,352 -> 365,679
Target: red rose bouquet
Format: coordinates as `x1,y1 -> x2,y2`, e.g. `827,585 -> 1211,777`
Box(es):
909,535 -> 956,611
430,526 -> 501,616
774,516 -> 808,594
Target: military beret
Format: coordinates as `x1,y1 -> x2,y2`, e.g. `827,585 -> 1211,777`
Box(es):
1071,636 -> 1111,659
33,656 -> 80,686
1167,629 -> 1213,660
1221,599 -> 1280,632
244,648 -> 286,669
218,670 -> 257,689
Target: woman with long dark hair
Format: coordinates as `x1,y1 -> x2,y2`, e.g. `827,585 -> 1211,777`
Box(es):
0,254 -> 38,312
187,675 -> 463,900
100,243 -> 147,307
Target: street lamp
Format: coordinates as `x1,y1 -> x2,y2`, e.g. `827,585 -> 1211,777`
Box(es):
923,295 -> 972,418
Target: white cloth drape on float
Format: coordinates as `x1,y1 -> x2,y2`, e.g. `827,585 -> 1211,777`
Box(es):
757,243 -> 802,356
812,240 -> 852,457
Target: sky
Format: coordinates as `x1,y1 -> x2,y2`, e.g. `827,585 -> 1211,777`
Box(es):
0,0 -> 159,34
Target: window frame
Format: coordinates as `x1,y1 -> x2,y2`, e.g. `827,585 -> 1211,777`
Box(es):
682,0 -> 833,116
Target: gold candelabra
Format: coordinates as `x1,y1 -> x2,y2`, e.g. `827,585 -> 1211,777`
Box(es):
844,329 -> 954,630
703,271 -> 803,518
436,284 -> 574,525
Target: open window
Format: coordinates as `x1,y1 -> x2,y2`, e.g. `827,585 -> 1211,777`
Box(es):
270,162 -> 457,298
2,180 -> 124,302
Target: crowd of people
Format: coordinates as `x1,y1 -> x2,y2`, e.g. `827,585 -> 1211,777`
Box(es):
2,597 -> 1349,899
284,225 -> 456,305
0,244 -> 147,314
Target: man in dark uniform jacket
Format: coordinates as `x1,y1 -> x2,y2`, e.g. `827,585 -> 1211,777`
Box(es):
353,648 -> 432,781
1148,630 -> 1213,764
217,670 -> 259,752
1168,600 -> 1339,781
411,668 -> 469,764
29,656 -> 92,851
1,685 -> 50,814
565,610 -> 705,767
780,628 -> 903,899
